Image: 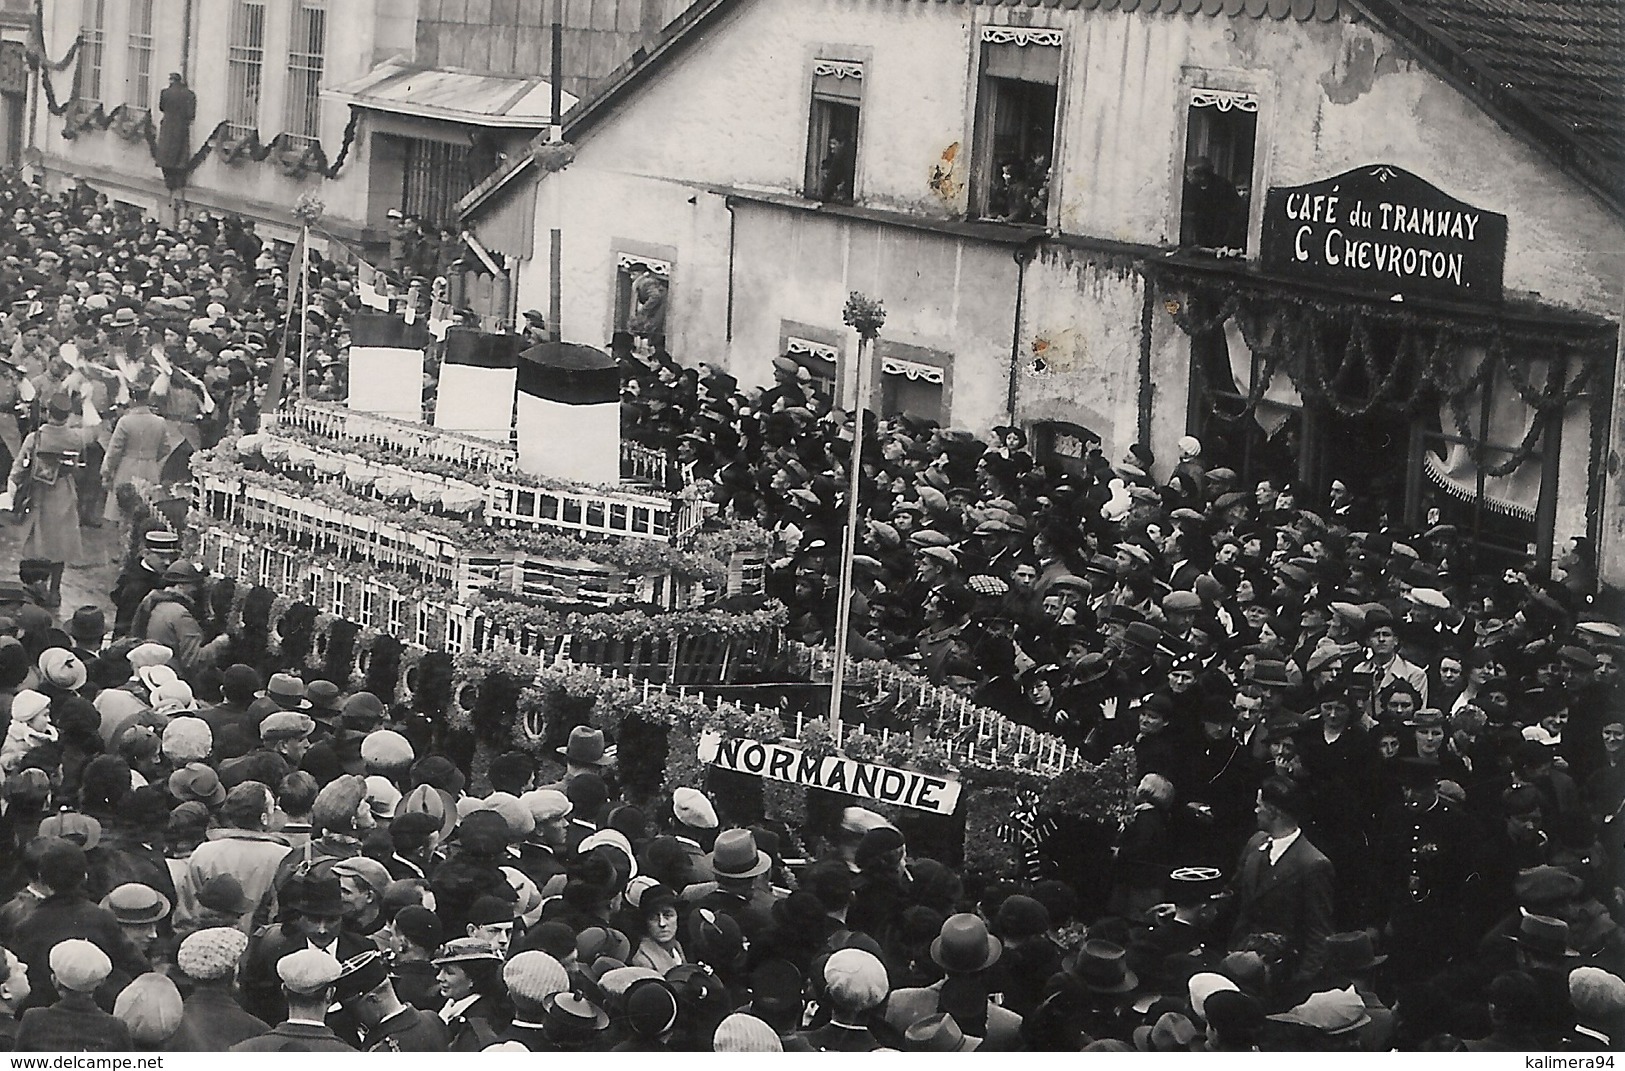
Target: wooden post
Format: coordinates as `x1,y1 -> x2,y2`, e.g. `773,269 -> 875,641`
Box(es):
829,294 -> 885,741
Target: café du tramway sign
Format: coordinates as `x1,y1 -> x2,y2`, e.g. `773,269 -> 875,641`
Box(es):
1261,165 -> 1507,301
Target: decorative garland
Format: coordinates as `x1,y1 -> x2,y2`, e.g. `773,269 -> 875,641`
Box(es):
197,446 -> 731,583
31,0 -> 359,185
1162,279 -> 1610,478
474,593 -> 786,641
264,423 -> 678,504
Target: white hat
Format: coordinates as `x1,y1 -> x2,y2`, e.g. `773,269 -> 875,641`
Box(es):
1177,435 -> 1202,459
672,787 -> 718,830
364,775 -> 402,819
1188,972 -> 1240,1021
1405,587 -> 1451,610
127,643 -> 173,670
10,689 -> 49,724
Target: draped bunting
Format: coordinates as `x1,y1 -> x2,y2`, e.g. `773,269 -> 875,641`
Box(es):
29,0 -> 359,182
1161,280 -> 1607,484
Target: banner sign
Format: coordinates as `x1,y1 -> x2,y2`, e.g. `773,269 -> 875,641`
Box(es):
698,731 -> 962,815
1261,164 -> 1506,301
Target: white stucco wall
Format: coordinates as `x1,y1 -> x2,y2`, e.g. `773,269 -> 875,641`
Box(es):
35,0 -> 391,236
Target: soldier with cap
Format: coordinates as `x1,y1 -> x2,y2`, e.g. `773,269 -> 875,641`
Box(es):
230,947 -> 354,1051
8,391 -> 98,606
1371,757 -> 1483,978
333,949 -> 449,1051
111,529 -> 180,637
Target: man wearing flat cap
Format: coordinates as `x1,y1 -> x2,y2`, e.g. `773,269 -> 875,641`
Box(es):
231,948 -> 354,1051
13,939 -> 129,1051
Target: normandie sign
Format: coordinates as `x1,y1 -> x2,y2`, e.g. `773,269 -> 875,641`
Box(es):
698,731 -> 962,815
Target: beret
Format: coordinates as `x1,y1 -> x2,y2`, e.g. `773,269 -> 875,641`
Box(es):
823,948 -> 889,1012
391,906 -> 443,952
673,787 -> 718,830
161,716 -> 212,764
714,1013 -> 783,1053
177,927 -> 249,981
457,809 -> 513,855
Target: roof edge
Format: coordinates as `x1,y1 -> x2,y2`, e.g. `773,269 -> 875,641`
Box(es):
1346,0 -> 1625,220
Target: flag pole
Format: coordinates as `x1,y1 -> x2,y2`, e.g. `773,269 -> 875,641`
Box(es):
297,224 -> 311,398
829,293 -> 885,744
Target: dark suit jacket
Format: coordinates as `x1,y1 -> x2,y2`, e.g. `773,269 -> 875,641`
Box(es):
1229,830 -> 1336,982
14,992 -> 132,1052
12,894 -> 149,1010
230,1020 -> 357,1052
163,987 -> 268,1051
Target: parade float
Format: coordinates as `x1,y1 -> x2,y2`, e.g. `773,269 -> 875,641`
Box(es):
166,288 -> 1132,880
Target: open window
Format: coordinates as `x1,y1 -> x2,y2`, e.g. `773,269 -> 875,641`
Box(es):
1179,89 -> 1258,254
876,340 -> 951,425
785,336 -> 838,402
805,60 -> 862,203
971,27 -> 1061,223
614,253 -> 672,351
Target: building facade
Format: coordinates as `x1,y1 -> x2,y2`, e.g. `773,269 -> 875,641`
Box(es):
29,0 -> 697,249
461,0 -> 1625,587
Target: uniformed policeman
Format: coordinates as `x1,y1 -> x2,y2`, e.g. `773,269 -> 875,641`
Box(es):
1372,756 -> 1482,980
332,950 -> 450,1052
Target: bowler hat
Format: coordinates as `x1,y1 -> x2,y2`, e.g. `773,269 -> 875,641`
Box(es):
930,913 -> 1002,974
66,605 -> 105,643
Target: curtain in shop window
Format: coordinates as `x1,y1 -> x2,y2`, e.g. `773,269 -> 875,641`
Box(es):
1222,315 -> 1302,437
1423,344 -> 1541,521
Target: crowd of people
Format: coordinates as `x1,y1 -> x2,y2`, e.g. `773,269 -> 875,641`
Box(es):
0,167 -> 1618,1052
618,340 -> 1625,1050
